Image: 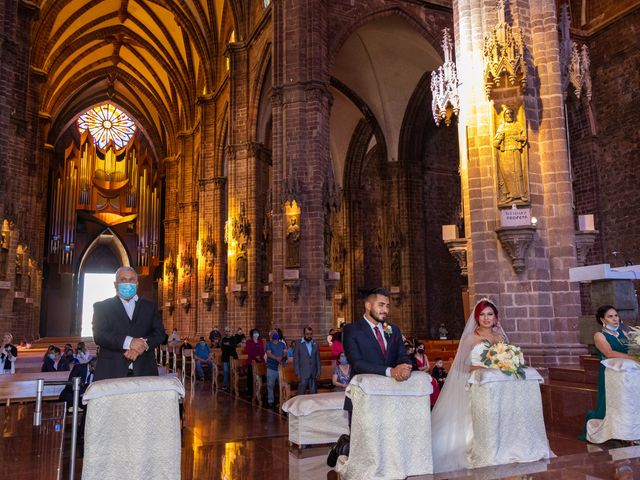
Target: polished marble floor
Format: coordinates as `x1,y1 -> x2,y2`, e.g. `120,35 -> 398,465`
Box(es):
177,382 -> 636,479
48,381 -> 640,479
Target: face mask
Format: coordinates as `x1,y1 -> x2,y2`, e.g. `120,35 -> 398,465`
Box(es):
340,357 -> 348,365
252,334 -> 259,341
605,323 -> 619,332
271,334 -> 279,341
117,283 -> 137,299
48,353 -> 55,360
417,347 -> 425,353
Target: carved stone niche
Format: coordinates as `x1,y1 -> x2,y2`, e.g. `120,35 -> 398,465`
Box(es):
201,292 -> 213,311
231,283 -> 247,306
283,269 -> 301,303
444,238 -> 469,277
495,225 -> 536,274
325,271 -> 340,300
575,230 -> 598,267
389,286 -> 403,306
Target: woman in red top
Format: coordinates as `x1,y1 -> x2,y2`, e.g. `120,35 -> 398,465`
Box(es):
330,330 -> 344,357
245,328 -> 265,398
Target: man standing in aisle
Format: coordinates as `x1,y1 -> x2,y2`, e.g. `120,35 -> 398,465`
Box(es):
92,266 -> 166,381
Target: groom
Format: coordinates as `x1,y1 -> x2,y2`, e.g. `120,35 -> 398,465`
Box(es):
328,288 -> 412,467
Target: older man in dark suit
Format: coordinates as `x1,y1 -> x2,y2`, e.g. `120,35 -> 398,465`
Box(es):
92,266 -> 165,381
293,326 -> 321,395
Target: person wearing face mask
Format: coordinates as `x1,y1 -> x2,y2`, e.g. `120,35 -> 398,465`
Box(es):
245,329 -> 265,397
220,327 -> 238,391
265,331 -> 287,407
293,326 -> 321,395
583,305 -> 636,440
42,346 -> 69,372
332,352 -> 351,391
92,266 -> 166,381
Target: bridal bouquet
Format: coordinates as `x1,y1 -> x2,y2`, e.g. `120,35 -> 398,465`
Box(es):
625,326 -> 640,357
480,341 -> 527,380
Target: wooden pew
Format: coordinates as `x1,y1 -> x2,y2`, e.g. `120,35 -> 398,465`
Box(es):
252,361 -> 267,406
230,354 -> 248,397
0,371 -> 69,405
278,364 -> 336,407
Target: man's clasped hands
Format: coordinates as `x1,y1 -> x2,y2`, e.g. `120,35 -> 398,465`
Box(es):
124,337 -> 149,361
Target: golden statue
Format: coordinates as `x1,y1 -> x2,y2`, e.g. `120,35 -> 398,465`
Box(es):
493,106 -> 528,204
286,216 -> 301,268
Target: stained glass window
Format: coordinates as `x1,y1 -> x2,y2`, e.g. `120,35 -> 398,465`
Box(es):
77,104 -> 136,149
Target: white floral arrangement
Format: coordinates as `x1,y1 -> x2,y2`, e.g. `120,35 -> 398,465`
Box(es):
625,326 -> 640,357
480,341 -> 527,380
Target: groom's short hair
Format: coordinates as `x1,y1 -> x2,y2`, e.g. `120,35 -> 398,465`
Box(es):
366,288 -> 390,302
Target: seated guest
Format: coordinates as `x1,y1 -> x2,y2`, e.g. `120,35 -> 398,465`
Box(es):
583,305 -> 636,439
293,326 -> 321,395
413,341 -> 430,372
59,357 -> 97,408
431,357 -> 448,389
330,331 -> 344,357
332,352 -> 351,391
265,331 -> 287,407
168,328 -> 181,354
221,327 -> 238,390
194,337 -> 213,381
327,328 -> 336,346
64,347 -> 79,366
179,337 -> 194,355
1,332 -> 17,374
209,327 -> 221,348
75,342 -> 92,364
235,328 -> 246,346
42,347 -> 70,372
245,329 -> 265,397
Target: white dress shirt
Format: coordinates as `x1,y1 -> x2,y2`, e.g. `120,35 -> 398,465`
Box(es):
120,294 -> 139,350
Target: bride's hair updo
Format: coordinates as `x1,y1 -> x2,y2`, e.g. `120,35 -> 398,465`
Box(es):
473,300 -> 498,326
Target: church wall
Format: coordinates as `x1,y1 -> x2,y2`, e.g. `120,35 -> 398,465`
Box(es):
0,1 -> 44,341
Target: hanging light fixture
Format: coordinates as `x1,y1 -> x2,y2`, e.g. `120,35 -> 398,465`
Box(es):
430,28 -> 460,127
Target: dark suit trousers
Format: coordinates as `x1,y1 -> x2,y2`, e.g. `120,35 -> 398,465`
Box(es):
297,376 -> 317,395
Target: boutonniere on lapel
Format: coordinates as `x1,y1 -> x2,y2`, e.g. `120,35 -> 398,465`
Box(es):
382,322 -> 393,338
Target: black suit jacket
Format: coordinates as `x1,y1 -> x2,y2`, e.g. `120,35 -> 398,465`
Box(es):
59,363 -> 93,406
92,296 -> 166,381
342,316 -> 411,411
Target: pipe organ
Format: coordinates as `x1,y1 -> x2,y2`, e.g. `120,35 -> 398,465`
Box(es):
48,128 -> 161,269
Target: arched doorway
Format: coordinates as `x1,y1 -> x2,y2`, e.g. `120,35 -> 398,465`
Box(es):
75,228 -> 130,336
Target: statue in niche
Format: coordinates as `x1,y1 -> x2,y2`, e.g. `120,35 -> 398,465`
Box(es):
0,231 -> 8,280
493,105 -> 528,204
332,237 -> 346,292
204,265 -> 214,292
204,238 -> 215,293
182,276 -> 191,298
286,216 -> 301,268
438,323 -> 449,340
236,243 -> 248,284
323,211 -> 332,269
15,252 -> 23,290
259,213 -> 270,284
390,247 -> 402,287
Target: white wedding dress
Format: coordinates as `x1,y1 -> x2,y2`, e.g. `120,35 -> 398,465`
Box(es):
431,301 -> 550,474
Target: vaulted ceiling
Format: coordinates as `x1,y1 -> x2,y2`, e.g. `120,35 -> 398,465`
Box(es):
31,0 -> 243,159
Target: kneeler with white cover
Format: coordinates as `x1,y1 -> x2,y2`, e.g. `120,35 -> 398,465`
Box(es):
587,358 -> 640,444
81,376 -> 185,480
467,367 -> 550,468
335,372 -> 433,479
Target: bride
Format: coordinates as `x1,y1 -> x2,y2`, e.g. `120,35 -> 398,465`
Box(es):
431,298 -> 548,473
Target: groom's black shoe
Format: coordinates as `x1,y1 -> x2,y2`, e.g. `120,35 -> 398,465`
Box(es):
327,434 -> 350,468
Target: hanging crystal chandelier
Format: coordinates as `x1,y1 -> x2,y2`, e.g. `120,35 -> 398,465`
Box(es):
430,28 -> 460,127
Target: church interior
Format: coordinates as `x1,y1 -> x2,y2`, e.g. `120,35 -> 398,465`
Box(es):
1,0 -> 640,478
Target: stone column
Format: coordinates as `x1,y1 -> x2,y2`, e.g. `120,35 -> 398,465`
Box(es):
270,0 -> 333,338
452,0 -> 586,365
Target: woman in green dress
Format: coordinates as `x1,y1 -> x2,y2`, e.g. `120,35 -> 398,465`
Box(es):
583,305 -> 636,440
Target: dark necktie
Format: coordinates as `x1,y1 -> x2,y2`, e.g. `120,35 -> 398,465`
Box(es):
374,326 -> 387,356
